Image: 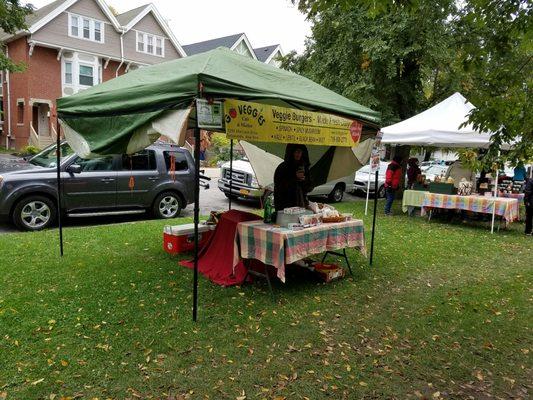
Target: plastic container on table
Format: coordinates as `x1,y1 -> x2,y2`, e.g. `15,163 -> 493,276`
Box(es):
163,223 -> 216,255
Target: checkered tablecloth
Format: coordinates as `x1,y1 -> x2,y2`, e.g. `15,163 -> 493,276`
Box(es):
402,190 -> 429,213
420,193 -> 520,224
498,192 -> 525,201
235,220 -> 366,283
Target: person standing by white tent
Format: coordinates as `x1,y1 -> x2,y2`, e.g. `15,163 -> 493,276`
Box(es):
384,156 -> 403,216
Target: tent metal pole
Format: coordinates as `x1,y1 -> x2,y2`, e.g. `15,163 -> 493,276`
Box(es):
491,159 -> 500,234
193,125 -> 200,322
365,165 -> 371,215
56,120 -> 64,257
229,139 -> 233,210
369,170 -> 379,265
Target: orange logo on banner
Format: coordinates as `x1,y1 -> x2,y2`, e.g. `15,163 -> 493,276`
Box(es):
350,120 -> 362,143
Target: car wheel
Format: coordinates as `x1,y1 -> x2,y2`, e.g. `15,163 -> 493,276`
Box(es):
328,184 -> 344,203
153,192 -> 182,219
377,185 -> 386,198
13,195 -> 57,231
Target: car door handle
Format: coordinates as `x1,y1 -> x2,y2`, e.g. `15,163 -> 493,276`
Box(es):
148,176 -> 159,181
101,178 -> 115,183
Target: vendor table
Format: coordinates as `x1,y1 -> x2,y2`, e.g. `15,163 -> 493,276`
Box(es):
235,219 -> 366,283
402,190 -> 428,214
498,191 -> 525,201
420,193 -> 520,226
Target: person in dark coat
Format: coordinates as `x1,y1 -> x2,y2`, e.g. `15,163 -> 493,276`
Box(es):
406,158 -> 421,188
274,144 -> 313,211
524,177 -> 533,235
384,156 -> 403,215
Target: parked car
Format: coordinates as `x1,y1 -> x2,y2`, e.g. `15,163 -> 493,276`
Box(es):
353,163 -> 388,197
0,141 -> 197,231
218,159 -> 356,203
421,164 -> 449,181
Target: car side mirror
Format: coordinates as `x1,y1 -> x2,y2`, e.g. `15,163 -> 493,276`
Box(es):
67,164 -> 82,174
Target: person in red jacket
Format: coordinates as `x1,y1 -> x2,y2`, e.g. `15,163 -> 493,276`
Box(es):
384,156 -> 403,215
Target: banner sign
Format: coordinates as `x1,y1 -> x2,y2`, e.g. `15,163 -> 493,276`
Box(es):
224,99 -> 362,147
370,130 -> 383,173
196,99 -> 223,129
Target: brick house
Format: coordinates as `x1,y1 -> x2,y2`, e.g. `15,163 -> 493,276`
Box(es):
0,0 -> 185,150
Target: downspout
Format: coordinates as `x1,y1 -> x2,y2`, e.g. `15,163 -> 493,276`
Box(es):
5,46 -> 11,148
116,29 -> 125,77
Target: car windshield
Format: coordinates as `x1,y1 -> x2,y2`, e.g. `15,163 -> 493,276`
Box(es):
29,143 -> 75,168
424,165 -> 447,175
357,164 -> 387,175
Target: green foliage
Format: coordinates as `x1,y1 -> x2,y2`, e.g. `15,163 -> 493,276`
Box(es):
0,0 -> 33,72
454,0 -> 532,169
0,201 -> 530,398
208,133 -> 242,165
290,0 -> 532,167
21,145 -> 39,155
284,1 -> 458,125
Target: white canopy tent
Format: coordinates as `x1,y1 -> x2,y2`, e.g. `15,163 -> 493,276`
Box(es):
380,92 -> 511,233
381,92 -> 508,149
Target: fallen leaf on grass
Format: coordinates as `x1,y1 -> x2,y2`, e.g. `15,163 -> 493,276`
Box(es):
475,370 -> 484,381
31,378 -> 44,385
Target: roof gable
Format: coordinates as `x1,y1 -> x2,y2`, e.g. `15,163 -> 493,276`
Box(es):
29,0 -> 122,34
183,33 -> 257,60
254,44 -> 283,63
119,3 -> 186,57
182,33 -> 244,56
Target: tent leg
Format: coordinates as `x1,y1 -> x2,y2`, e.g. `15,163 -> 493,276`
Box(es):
491,157 -> 500,234
365,167 -> 371,215
56,121 -> 63,257
193,127 -> 200,322
369,171 -> 379,266
229,139 -> 233,210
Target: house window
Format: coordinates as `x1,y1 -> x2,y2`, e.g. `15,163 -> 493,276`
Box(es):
156,38 -> 163,56
147,36 -> 153,54
136,31 -> 164,57
17,101 -> 24,125
79,65 -> 94,86
70,15 -> 79,36
68,13 -> 104,43
94,21 -> 102,42
137,32 -> 144,52
83,19 -> 90,39
64,62 -> 73,84
62,53 -> 100,95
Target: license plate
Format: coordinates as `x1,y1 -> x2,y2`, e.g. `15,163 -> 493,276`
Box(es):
239,189 -> 249,195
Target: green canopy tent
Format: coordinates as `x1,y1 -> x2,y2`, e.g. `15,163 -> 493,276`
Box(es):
56,47 -> 381,320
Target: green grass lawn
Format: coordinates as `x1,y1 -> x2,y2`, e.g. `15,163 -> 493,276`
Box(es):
0,201 -> 531,399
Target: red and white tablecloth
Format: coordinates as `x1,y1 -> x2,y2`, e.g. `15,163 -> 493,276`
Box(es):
234,220 -> 366,283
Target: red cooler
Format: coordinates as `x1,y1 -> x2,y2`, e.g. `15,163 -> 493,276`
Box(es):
163,223 -> 215,255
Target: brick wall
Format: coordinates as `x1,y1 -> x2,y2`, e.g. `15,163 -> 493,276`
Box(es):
1,40 -> 133,150
28,45 -> 62,140
1,38 -> 29,149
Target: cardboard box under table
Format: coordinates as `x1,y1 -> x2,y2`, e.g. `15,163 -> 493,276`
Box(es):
163,223 -> 216,255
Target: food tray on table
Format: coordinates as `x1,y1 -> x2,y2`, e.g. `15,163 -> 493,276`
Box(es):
322,216 -> 347,223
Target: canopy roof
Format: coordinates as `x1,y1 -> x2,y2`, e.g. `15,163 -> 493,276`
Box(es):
381,92 -> 501,149
57,47 -> 380,157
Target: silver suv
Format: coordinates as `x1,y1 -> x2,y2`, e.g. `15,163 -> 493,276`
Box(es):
0,142 -> 196,231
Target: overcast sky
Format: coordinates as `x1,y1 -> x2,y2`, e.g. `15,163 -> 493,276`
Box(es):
27,0 -> 312,54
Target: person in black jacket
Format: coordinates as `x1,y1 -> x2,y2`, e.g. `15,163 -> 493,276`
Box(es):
524,177 -> 533,235
274,144 -> 313,211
